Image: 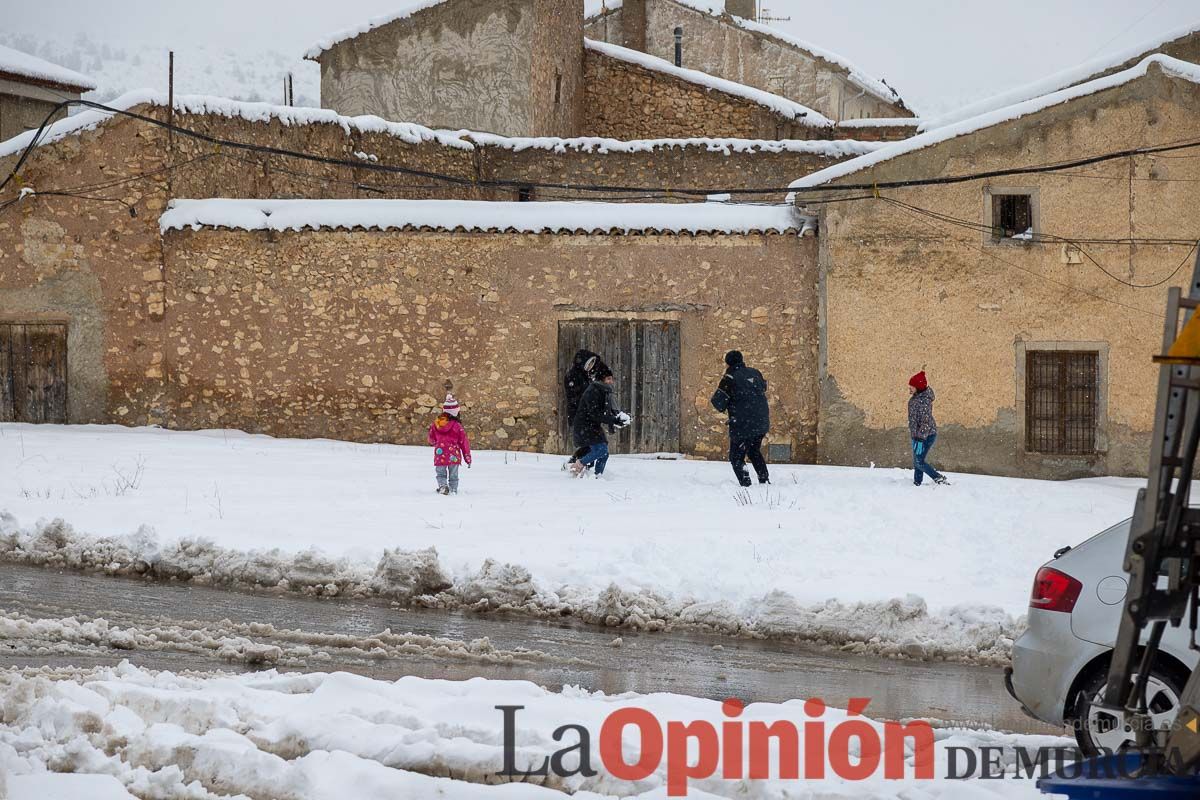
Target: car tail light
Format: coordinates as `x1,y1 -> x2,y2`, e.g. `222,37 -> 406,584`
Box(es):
1030,566 -> 1083,613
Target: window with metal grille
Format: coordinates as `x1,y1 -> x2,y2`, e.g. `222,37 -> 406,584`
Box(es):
992,193 -> 1033,241
1025,350 -> 1098,455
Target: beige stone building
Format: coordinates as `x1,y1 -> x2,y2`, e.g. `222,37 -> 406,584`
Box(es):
306,0 -> 585,137
794,55 -> 1200,479
0,44 -> 95,142
584,0 -> 912,121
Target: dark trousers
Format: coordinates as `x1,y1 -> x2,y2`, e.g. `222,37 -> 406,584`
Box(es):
912,433 -> 944,485
730,436 -> 769,486
580,442 -> 610,475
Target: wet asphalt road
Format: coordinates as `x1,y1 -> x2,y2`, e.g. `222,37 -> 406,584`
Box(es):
0,564 -> 1057,734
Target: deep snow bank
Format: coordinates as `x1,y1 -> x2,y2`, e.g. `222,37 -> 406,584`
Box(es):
0,663 -> 1069,799
0,424 -> 1143,664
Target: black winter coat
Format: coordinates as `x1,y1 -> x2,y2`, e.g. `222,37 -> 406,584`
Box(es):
711,363 -> 770,440
563,349 -> 598,424
572,381 -> 624,447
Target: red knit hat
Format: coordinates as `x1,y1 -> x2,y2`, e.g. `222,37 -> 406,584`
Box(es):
909,371 -> 928,391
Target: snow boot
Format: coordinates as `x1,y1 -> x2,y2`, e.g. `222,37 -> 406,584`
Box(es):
437,485 -> 450,495
934,475 -> 951,486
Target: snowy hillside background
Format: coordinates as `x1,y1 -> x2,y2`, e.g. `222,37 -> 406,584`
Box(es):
0,31 -> 321,108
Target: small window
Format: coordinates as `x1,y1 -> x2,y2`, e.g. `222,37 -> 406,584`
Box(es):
1025,350 -> 1098,455
517,186 -> 535,202
992,193 -> 1033,242
554,72 -> 562,104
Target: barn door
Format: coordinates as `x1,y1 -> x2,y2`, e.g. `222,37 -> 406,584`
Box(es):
0,323 -> 68,424
557,319 -> 680,454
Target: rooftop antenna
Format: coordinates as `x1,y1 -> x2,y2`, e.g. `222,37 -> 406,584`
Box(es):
756,1 -> 791,24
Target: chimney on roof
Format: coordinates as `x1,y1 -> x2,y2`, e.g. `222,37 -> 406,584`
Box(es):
725,0 -> 756,20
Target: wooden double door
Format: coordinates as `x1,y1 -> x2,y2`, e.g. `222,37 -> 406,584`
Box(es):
558,319 -> 681,454
0,323 -> 68,424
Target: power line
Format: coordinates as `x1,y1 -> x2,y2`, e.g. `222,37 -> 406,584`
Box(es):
6,98 -> 1200,202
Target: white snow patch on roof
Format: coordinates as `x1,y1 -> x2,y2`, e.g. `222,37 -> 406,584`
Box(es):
585,38 -> 833,126
920,20 -> 1200,132
304,0 -> 451,59
789,54 -> 1200,193
837,117 -> 923,129
460,130 -> 884,156
0,43 -> 96,91
161,198 -> 809,235
0,89 -> 473,160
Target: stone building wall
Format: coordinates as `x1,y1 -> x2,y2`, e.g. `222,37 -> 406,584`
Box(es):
529,0 -> 585,137
315,0 -> 541,136
584,0 -> 911,121
160,228 -> 820,459
810,68 -> 1200,479
582,46 -> 818,140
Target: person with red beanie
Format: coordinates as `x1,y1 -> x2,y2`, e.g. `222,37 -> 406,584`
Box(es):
908,371 -> 949,486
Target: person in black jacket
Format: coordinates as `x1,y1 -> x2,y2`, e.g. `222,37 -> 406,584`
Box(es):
710,350 -> 770,486
563,349 -> 609,466
570,366 -> 630,477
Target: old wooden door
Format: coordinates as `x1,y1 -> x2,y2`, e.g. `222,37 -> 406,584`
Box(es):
558,319 -> 680,454
0,323 -> 68,424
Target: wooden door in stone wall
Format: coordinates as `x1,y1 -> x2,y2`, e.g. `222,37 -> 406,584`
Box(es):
0,323 -> 68,424
557,319 -> 680,454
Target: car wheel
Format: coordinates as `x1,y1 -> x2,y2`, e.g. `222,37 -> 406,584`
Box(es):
1073,664 -> 1185,756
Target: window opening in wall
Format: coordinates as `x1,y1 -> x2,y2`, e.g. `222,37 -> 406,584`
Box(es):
554,71 -> 562,104
517,186 -> 535,202
992,193 -> 1034,242
1025,350 -> 1098,455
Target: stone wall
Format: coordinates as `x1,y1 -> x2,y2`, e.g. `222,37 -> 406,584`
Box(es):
584,0 -> 911,121
582,46 -> 817,140
161,228 -> 820,459
316,0 -> 540,136
529,0 -> 585,137
811,68 -> 1200,479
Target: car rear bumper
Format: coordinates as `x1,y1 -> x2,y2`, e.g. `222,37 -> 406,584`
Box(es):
1011,608 -> 1106,727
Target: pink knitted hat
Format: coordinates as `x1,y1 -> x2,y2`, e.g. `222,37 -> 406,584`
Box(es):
442,393 -> 461,417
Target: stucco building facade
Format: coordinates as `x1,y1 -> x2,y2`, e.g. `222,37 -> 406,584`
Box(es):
307,0 -> 584,137
0,45 -> 96,142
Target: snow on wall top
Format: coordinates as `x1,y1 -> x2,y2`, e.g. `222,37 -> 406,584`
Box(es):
837,117 -> 923,129
919,20 -> 1200,133
0,86 -> 880,162
0,88 -> 474,160
160,198 -> 811,235
0,43 -> 96,91
789,54 -> 1200,193
458,130 -> 884,156
584,38 -> 833,126
587,0 -> 906,109
304,0 -> 451,59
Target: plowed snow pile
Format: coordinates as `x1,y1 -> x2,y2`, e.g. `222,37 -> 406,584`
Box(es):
0,424 -> 1142,663
0,663 -> 1069,799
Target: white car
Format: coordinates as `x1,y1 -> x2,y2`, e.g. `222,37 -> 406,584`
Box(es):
1007,518 -> 1199,753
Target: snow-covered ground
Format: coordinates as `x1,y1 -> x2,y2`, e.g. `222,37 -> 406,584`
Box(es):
0,424 -> 1141,663
0,663 -> 1069,799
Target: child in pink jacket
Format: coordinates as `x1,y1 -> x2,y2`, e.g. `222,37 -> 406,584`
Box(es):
428,393 -> 472,495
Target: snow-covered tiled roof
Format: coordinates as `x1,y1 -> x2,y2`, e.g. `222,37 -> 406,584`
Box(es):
160,198 -> 813,235
789,54 -> 1200,193
0,89 -> 473,160
0,43 -> 96,91
459,130 -> 883,156
586,0 -> 907,109
837,117 -> 923,129
304,0 -> 451,60
585,39 -> 833,127
919,21 -> 1200,132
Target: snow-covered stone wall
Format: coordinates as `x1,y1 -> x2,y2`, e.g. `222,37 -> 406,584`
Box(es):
159,221 -> 819,457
